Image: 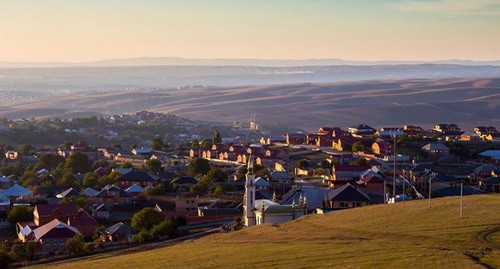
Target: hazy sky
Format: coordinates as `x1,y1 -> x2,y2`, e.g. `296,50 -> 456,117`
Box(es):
1,0 -> 500,62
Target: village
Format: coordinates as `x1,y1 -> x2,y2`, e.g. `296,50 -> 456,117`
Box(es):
0,112 -> 500,267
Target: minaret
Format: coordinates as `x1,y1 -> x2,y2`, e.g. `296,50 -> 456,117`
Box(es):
243,156 -> 256,226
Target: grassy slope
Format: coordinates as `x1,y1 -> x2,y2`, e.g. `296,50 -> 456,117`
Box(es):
30,195 -> 500,269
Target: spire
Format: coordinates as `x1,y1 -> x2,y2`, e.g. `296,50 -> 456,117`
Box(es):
247,155 -> 255,175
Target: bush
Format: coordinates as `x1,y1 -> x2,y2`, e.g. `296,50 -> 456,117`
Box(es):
131,207 -> 164,231
151,219 -> 177,239
133,230 -> 152,243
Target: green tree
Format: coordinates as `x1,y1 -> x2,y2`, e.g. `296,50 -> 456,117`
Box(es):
9,244 -> 27,262
354,158 -> 368,165
213,130 -> 222,144
151,219 -> 177,239
82,172 -> 98,188
65,152 -> 92,174
206,168 -> 228,182
150,137 -> 165,151
25,242 -> 37,263
145,184 -> 166,196
131,207 -> 164,231
187,158 -> 210,176
296,159 -> 311,169
7,206 -> 34,226
65,234 -> 85,254
18,144 -> 35,155
145,159 -> 162,174
121,162 -> 133,169
352,142 -> 364,153
132,230 -> 152,243
34,154 -> 66,171
190,139 -> 200,149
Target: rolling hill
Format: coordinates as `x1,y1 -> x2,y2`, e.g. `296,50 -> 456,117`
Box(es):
2,78 -> 499,131
29,194 -> 500,269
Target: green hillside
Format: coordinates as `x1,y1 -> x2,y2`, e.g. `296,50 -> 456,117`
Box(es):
29,195 -> 500,269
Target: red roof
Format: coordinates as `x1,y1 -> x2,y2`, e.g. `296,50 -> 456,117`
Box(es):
334,165 -> 370,172
68,208 -> 98,226
35,204 -> 79,218
361,175 -> 385,184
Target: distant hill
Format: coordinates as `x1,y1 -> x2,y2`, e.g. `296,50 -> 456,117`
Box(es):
1,57 -> 500,68
29,194 -> 500,269
1,78 -> 499,131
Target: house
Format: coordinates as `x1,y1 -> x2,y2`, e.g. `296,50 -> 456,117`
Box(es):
422,143 -> 450,156
286,133 -> 307,145
56,187 -> 80,199
480,177 -> 500,193
473,164 -> 500,178
92,203 -> 110,220
171,176 -> 199,192
474,126 -> 498,139
479,150 -> 500,163
101,222 -> 136,242
125,184 -> 144,196
348,124 -> 376,137
403,125 -> 424,136
260,136 -> 286,145
253,200 -> 305,226
371,141 -> 394,156
460,132 -> 480,142
67,208 -> 99,237
2,184 -> 32,200
356,175 -> 386,195
254,177 -> 270,191
280,186 -> 330,210
332,136 -> 360,152
324,183 -> 371,209
91,185 -> 132,206
433,124 -> 463,136
31,219 -> 80,253
330,164 -> 370,188
117,171 -> 157,188
175,195 -> 199,212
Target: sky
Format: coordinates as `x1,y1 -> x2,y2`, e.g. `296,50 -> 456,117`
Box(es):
1,0 -> 500,62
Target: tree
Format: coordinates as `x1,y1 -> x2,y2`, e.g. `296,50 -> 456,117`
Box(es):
187,158 -> 210,176
206,168 -> 228,182
150,137 -> 165,151
65,152 -> 92,174
65,234 -> 85,254
18,144 -> 35,156
296,159 -> 311,169
121,162 -> 133,169
190,139 -> 200,149
9,244 -> 27,262
145,184 -> 166,196
352,142 -> 364,153
145,159 -> 162,174
7,206 -> 33,225
34,154 -> 65,171
354,158 -> 368,165
82,172 -> 98,188
25,242 -> 37,263
131,207 -> 164,232
213,130 -> 222,144
132,230 -> 152,243
151,219 -> 177,239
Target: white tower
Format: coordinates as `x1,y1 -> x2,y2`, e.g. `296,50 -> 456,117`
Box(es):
243,156 -> 256,226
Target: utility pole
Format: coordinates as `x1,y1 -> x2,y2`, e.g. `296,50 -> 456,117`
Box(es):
402,176 -> 406,203
383,178 -> 387,204
428,178 -> 432,208
460,181 -> 463,218
392,133 -> 396,200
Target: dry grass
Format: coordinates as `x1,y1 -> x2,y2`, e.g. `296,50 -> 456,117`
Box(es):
28,195 -> 500,269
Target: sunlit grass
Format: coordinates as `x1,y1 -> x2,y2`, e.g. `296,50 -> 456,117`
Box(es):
29,195 -> 500,269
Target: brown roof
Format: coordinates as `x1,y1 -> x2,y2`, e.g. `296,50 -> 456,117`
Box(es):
334,165 -> 370,172
35,204 -> 79,218
68,208 -> 98,227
